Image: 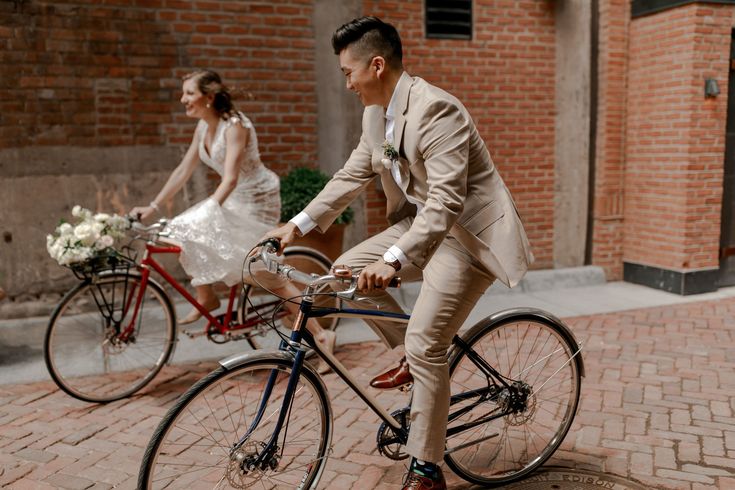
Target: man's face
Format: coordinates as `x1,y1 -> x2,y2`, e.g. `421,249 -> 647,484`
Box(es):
339,47 -> 380,107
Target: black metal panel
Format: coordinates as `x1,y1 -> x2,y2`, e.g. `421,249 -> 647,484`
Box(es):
425,0 -> 472,40
632,0 -> 735,18
624,262 -> 719,295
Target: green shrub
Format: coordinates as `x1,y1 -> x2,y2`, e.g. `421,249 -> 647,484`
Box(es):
279,167 -> 354,224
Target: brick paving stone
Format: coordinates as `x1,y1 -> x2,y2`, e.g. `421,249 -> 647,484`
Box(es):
657,468 -> 716,484
10,478 -> 58,489
0,462 -> 36,487
44,472 -> 96,489
13,447 -> 56,464
655,446 -> 677,469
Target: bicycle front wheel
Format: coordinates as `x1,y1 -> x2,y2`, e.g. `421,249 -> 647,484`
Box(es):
139,358 -> 332,489
44,272 -> 176,403
445,313 -> 582,486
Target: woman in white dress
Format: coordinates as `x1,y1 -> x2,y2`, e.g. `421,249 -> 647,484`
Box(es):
131,70 -> 335,355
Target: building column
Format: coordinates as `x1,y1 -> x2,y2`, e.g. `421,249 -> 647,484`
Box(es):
313,1 -> 366,248
554,0 -> 592,268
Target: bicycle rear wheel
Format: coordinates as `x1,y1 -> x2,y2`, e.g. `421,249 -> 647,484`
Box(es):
44,272 -> 176,403
239,247 -> 339,349
445,312 -> 582,486
139,357 -> 332,489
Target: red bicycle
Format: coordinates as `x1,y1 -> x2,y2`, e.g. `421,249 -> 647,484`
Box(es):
43,219 -> 336,403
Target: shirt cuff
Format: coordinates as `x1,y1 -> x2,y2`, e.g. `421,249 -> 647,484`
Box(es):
289,212 -> 317,236
384,246 -> 410,268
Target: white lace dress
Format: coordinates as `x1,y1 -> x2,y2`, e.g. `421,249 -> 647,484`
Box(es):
166,113 -> 281,287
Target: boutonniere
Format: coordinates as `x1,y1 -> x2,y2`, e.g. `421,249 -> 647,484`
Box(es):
381,140 -> 398,169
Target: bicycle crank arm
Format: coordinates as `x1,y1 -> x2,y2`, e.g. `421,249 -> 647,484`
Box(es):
444,432 -> 500,455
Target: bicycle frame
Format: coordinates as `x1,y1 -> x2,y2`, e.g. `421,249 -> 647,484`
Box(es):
235,291 -> 511,465
119,242 -> 241,340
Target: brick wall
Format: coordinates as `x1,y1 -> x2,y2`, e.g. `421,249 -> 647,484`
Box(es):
624,4 -> 731,272
591,0 -> 630,280
360,0 -> 557,268
0,0 -> 317,175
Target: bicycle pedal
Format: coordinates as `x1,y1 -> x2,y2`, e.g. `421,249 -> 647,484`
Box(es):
182,329 -> 207,339
398,383 -> 413,393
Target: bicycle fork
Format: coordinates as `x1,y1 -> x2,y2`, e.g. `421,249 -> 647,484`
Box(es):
230,299 -> 313,472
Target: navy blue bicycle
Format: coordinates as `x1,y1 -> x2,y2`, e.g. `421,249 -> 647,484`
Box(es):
139,240 -> 584,489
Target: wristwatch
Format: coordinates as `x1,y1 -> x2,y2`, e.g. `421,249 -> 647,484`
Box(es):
382,254 -> 402,272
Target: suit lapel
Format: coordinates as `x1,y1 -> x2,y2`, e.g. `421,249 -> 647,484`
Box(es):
392,72 -> 413,158
392,72 -> 414,193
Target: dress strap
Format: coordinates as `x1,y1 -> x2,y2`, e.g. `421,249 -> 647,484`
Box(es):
225,112 -> 253,130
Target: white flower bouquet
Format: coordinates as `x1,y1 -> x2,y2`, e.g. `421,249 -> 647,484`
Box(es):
46,205 -> 131,269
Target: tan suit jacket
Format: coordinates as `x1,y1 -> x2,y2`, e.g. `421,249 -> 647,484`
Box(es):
303,73 -> 533,287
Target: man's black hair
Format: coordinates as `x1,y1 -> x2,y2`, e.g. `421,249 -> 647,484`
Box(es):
331,16 -> 403,69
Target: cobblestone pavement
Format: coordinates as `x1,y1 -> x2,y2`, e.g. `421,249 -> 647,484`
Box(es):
2,297 -> 735,489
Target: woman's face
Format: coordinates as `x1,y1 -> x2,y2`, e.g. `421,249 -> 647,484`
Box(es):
180,78 -> 212,119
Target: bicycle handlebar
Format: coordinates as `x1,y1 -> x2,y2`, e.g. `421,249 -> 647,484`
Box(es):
253,239 -> 400,299
127,217 -> 171,241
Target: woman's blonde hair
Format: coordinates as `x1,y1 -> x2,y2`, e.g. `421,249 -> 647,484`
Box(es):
183,69 -> 237,120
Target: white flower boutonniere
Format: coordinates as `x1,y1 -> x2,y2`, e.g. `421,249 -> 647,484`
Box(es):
381,140 -> 398,170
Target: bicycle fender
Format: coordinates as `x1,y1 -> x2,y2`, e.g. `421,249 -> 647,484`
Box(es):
219,349 -> 292,370
458,307 -> 586,378
218,349 -> 331,401
219,349 -> 324,379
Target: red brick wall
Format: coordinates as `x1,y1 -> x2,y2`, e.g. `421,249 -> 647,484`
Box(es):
0,0 -> 317,175
624,4 -> 731,271
591,0 -> 630,280
361,0 -> 557,268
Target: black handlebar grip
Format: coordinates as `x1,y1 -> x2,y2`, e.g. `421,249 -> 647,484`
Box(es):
259,237 -> 281,253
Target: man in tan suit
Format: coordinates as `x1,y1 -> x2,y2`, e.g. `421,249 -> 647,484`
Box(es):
265,16 -> 532,489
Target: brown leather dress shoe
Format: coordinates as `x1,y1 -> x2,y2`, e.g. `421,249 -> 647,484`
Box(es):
401,468 -> 447,490
369,356 -> 414,390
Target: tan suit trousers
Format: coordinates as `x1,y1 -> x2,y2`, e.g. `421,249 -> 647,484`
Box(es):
336,217 -> 495,462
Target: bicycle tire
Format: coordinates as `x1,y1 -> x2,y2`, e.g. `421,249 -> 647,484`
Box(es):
139,356 -> 332,489
239,247 -> 339,350
444,311 -> 582,486
44,271 -> 176,403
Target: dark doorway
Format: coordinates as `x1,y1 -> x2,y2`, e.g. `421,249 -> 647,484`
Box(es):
718,30 -> 735,286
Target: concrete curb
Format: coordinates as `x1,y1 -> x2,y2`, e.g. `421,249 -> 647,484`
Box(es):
390,265 -> 606,308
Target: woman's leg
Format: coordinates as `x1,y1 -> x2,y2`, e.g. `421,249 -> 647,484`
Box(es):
273,282 -> 336,375
179,284 -> 221,324
272,282 -> 336,357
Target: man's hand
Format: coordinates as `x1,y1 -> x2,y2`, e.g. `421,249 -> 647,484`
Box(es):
358,260 -> 397,292
257,222 -> 300,255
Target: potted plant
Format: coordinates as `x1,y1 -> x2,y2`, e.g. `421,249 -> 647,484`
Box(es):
280,167 -> 354,260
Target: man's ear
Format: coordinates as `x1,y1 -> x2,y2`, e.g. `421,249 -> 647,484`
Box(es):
372,56 -> 386,77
